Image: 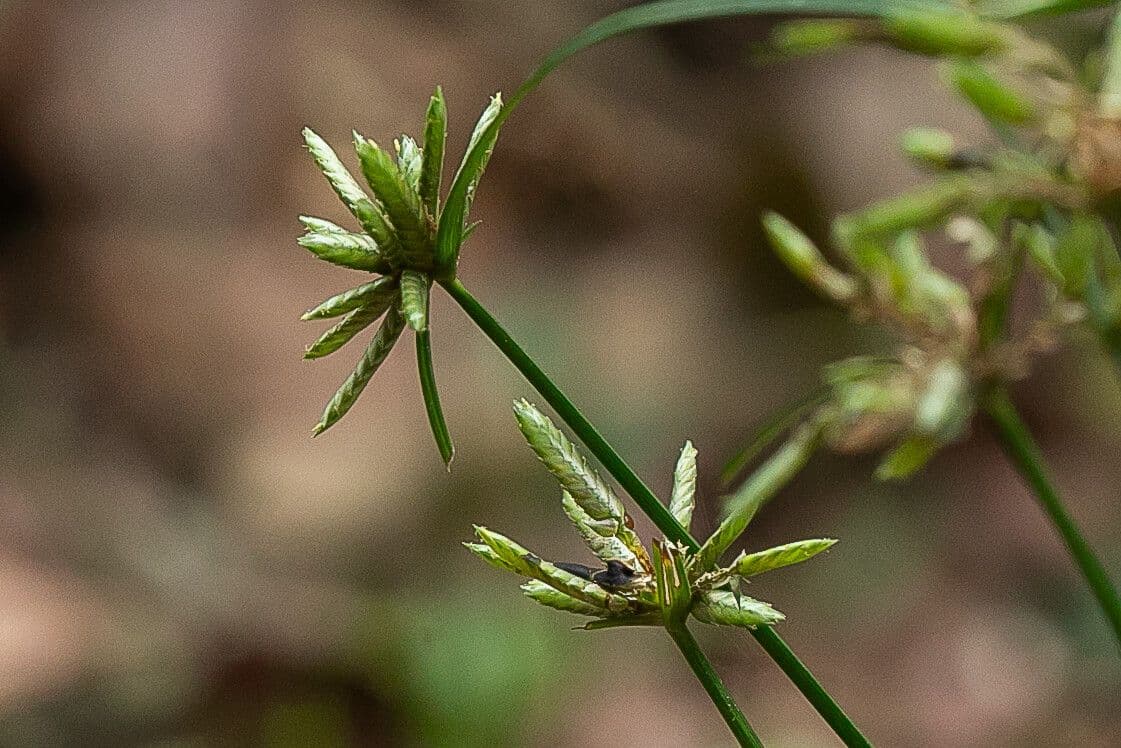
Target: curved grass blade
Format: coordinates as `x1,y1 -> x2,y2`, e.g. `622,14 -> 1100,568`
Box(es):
417,324 -> 455,468
669,441 -> 697,530
733,538 -> 837,578
297,231 -> 391,273
301,277 -> 399,321
512,0 -> 951,118
721,386 -> 829,486
433,1 -> 946,281
313,305 -> 405,435
420,86 -> 447,216
304,294 -> 397,360
399,269 -> 430,332
433,93 -> 502,276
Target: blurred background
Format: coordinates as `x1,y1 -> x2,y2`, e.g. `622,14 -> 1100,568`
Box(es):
1,1 -> 1119,745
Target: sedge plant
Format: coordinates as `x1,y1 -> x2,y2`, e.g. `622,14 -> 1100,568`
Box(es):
291,0 -> 1121,743
296,88 -> 863,746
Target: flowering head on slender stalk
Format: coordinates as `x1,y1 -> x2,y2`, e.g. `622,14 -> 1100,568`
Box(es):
297,89 -> 503,462
724,8 -> 1121,486
466,400 -> 836,631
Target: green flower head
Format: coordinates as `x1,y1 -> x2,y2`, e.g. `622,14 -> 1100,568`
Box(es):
466,401 -> 836,631
298,89 -> 503,458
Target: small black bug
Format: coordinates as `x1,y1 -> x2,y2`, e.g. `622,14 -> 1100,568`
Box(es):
554,560 -> 643,591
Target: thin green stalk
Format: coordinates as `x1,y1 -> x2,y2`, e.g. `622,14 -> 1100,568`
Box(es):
984,387 -> 1121,649
440,277 -> 694,548
441,276 -> 871,747
666,623 -> 763,747
749,627 -> 869,748
417,326 -> 454,467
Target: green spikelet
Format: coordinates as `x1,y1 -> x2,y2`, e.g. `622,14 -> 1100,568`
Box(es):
304,294 -> 397,360
668,441 -> 697,530
313,305 -> 405,435
399,269 -> 430,332
301,128 -> 398,250
301,277 -> 399,321
395,135 -> 423,194
521,580 -> 607,617
354,133 -> 431,264
512,400 -> 625,524
561,491 -> 639,567
692,591 -> 785,629
472,526 -> 632,613
733,538 -> 838,577
297,231 -> 391,273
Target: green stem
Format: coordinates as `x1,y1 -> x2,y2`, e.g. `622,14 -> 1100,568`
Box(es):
441,276 -> 871,746
750,627 -> 870,748
983,387 -> 1121,649
440,277 -> 693,548
417,326 -> 455,467
666,623 -> 763,747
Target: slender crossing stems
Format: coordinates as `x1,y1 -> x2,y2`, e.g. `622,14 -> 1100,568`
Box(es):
750,626 -> 869,747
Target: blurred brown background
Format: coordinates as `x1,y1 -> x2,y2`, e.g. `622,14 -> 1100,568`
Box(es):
0,1 -> 1119,745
